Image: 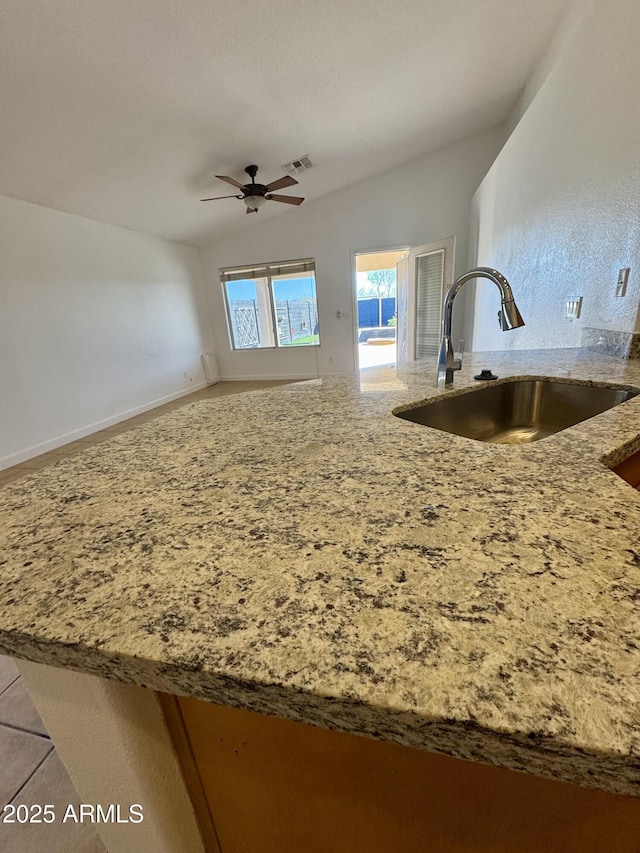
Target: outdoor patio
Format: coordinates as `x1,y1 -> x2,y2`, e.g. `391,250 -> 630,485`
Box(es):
358,338 -> 396,370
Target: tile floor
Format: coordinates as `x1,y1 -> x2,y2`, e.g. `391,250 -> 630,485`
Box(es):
0,379 -> 298,851
0,379 -> 299,487
0,655 -> 106,851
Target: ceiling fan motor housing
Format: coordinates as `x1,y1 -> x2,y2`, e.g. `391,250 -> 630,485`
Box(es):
244,183 -> 268,196
244,165 -> 266,197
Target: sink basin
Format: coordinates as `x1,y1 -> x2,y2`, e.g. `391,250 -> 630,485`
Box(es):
394,377 -> 639,444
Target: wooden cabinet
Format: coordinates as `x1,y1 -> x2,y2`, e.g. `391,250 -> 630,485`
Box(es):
613,449 -> 640,490
159,694 -> 640,853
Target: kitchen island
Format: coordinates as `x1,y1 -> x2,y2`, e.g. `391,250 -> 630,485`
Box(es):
1,350 -> 640,851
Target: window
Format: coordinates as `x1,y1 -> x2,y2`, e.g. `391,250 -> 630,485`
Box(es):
220,259 -> 320,350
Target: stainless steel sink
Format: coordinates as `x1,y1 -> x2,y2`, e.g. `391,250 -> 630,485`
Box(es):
394,378 -> 639,444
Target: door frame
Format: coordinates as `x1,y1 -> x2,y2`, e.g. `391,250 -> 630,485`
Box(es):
350,244 -> 411,371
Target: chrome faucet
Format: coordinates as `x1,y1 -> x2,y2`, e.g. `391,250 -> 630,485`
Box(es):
436,267 -> 525,388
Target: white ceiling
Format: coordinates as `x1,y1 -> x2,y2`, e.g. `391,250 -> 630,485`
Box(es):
0,0 -> 571,247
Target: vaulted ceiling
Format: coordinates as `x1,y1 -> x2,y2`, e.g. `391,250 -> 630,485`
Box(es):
0,0 -> 571,247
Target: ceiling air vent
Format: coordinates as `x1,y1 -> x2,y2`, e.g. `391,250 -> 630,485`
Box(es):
281,155 -> 314,175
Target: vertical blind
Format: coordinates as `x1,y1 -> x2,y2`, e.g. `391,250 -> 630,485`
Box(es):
415,250 -> 444,358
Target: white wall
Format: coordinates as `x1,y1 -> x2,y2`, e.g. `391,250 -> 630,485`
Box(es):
468,0 -> 640,352
198,127 -> 505,379
0,195 -> 213,469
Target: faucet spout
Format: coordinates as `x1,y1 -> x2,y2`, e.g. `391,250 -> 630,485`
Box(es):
436,267 -> 524,389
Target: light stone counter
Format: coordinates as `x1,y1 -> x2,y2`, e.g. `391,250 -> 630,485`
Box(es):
1,350 -> 640,797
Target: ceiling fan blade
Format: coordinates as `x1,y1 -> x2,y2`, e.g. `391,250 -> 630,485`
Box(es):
266,194 -> 305,206
200,194 -> 242,201
265,175 -> 298,192
215,174 -> 246,190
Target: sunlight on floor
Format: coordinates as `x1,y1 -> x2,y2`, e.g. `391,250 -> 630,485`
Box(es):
358,341 -> 397,370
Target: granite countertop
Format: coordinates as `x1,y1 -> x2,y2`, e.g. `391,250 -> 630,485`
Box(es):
1,349 -> 640,797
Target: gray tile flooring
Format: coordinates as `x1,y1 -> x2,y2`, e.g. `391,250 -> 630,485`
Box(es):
0,379 -> 298,851
0,655 -> 106,851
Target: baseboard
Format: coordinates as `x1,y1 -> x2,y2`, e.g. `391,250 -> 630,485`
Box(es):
219,373 -> 320,381
0,382 -> 208,470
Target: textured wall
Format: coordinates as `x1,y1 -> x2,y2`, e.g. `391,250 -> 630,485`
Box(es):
468,0 -> 640,352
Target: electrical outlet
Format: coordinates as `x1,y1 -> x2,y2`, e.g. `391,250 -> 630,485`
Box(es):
616,267 -> 630,297
566,297 -> 583,320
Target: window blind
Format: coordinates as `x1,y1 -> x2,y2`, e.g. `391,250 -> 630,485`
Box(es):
415,250 -> 444,358
221,259 -> 315,282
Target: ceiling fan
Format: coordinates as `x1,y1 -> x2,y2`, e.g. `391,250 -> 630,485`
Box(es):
201,164 -> 305,213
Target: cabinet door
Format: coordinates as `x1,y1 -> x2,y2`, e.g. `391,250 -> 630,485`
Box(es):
161,693 -> 640,853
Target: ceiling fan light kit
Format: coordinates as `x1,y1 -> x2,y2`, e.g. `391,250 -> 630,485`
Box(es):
201,164 -> 305,213
244,194 -> 266,211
